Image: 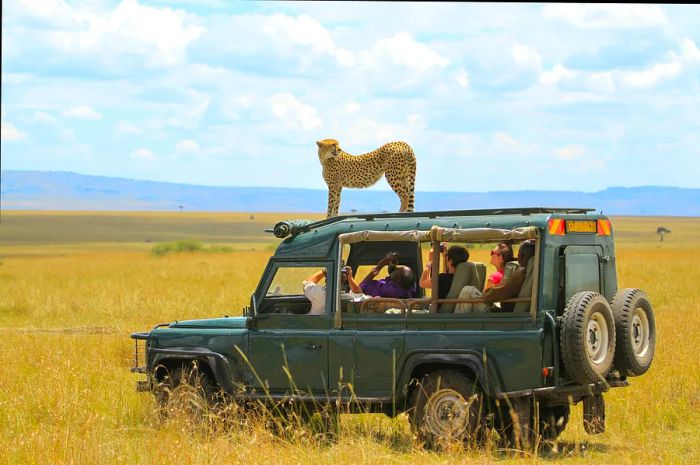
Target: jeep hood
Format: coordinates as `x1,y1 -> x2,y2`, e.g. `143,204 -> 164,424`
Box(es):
168,316 -> 247,329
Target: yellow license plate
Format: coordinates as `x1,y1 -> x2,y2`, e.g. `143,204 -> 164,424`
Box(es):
566,220 -> 598,233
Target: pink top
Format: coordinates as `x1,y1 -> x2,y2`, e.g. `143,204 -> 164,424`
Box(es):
489,270 -> 504,285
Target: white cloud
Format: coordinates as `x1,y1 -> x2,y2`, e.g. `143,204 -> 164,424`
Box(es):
680,38 -> 700,64
15,0 -> 204,67
493,132 -> 538,154
131,147 -> 155,159
542,4 -> 667,29
32,111 -> 55,124
165,90 -> 211,129
258,13 -> 355,67
345,101 -> 361,115
115,121 -> 141,134
361,32 -> 449,72
269,93 -> 322,130
453,68 -> 470,88
512,44 -> 542,70
620,61 -> 682,88
335,118 -> 416,148
554,144 -> 586,160
407,114 -> 422,125
176,138 -> 200,153
60,128 -> 77,142
1,122 -> 26,141
539,47 -> 687,92
63,105 -> 102,120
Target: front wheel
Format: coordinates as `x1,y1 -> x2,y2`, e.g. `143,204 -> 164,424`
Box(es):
154,361 -> 222,420
408,370 -> 484,448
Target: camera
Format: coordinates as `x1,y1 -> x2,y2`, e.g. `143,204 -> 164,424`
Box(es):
439,243 -> 446,253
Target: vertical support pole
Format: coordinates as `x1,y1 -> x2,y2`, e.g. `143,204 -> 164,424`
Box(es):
529,233 -> 541,320
431,239 -> 440,313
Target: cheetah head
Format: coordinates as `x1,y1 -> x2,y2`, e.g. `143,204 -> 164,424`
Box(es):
316,139 -> 341,163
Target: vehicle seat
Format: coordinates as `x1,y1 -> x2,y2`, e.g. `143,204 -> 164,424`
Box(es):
513,259 -> 535,313
439,261 -> 486,313
503,261 -> 519,279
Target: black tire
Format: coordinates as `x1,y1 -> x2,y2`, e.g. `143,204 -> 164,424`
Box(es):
155,361 -> 222,419
611,289 -> 656,376
408,370 -> 484,448
560,292 -> 616,384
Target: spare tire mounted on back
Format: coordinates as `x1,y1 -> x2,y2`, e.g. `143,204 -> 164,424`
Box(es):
561,291 -> 616,384
611,288 -> 656,376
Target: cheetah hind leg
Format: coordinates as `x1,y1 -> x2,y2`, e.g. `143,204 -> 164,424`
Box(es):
385,172 -> 408,212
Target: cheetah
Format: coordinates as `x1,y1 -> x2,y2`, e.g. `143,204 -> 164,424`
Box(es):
316,139 -> 417,218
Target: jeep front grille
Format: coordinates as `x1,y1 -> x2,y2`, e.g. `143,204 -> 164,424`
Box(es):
130,332 -> 149,374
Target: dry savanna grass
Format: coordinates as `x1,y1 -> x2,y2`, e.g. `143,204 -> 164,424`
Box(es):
0,212 -> 698,465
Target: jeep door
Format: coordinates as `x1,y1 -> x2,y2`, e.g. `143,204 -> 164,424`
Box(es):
248,262 -> 331,395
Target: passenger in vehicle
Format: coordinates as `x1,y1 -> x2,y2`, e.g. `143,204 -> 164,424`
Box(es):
482,239 -> 536,311
454,239 -> 535,313
419,243 -> 469,299
303,266 -> 367,315
484,242 -> 514,291
360,252 -> 417,299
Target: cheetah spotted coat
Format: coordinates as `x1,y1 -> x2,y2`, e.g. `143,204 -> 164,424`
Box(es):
316,139 -> 416,218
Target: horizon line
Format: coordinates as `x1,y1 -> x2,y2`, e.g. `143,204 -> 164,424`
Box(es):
3,169 -> 699,194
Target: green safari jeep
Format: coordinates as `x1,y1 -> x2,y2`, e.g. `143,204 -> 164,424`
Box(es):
130,207 -> 656,445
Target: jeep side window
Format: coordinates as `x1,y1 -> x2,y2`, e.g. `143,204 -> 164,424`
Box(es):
259,265 -> 330,315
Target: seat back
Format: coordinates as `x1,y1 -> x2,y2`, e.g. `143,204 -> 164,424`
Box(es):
439,262 -> 486,313
503,261 -> 519,279
513,259 -> 535,313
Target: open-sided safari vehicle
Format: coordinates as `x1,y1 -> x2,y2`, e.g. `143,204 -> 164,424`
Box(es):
130,207 -> 656,446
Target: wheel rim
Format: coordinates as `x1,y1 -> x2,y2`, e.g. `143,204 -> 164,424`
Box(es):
631,306 -> 650,358
586,311 -> 609,365
424,388 -> 472,440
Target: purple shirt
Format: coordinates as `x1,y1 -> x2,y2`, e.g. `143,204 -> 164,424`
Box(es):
361,276 -> 416,299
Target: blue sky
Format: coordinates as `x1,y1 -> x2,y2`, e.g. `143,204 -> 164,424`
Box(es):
2,1 -> 699,192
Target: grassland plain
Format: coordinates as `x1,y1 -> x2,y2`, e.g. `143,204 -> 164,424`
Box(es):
0,211 -> 698,465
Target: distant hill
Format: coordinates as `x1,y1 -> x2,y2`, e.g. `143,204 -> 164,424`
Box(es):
2,170 -> 699,216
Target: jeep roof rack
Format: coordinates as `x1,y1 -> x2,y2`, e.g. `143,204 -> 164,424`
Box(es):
271,207 -> 596,235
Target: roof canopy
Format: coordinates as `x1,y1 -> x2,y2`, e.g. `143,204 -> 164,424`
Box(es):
338,226 -> 538,245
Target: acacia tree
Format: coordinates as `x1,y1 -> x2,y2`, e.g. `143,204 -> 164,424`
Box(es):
656,227 -> 671,242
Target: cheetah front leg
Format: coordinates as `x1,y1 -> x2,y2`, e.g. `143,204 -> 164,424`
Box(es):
326,185 -> 342,218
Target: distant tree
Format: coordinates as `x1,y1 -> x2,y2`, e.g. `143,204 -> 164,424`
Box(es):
350,209 -> 357,214
250,214 -> 255,220
178,205 -> 183,212
656,226 -> 671,242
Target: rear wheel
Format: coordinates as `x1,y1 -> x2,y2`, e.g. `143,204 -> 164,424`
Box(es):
561,292 -> 616,384
611,289 -> 656,376
408,370 -> 484,448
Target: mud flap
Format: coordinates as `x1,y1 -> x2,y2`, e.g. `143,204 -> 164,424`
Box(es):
583,393 -> 605,434
510,397 -> 533,449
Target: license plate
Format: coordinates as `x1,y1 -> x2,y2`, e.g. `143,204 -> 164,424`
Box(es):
566,220 -> 598,233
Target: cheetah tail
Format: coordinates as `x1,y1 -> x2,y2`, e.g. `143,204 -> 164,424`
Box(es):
404,158 -> 416,212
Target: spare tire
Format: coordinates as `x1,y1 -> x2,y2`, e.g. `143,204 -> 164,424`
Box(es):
611,288 -> 656,376
561,291 -> 616,384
